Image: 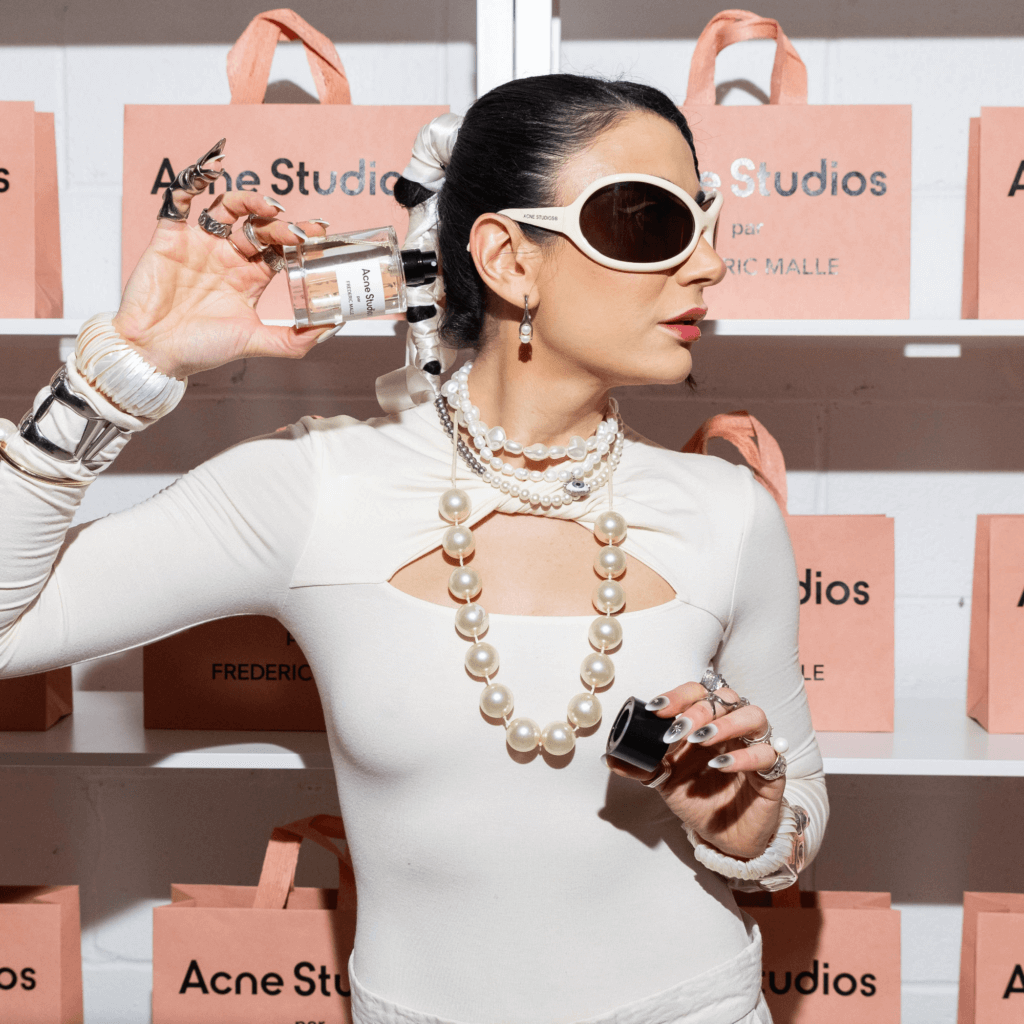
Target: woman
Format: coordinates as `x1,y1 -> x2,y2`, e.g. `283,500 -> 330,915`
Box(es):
0,75 -> 826,1024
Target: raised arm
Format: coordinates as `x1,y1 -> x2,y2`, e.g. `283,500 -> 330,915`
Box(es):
0,140 -> 333,677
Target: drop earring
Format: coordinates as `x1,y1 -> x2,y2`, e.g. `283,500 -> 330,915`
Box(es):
519,295 -> 533,346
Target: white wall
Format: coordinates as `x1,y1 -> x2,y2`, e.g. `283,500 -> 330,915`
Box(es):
2,0 -> 1024,1020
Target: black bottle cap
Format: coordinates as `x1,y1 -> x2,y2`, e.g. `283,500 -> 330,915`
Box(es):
401,249 -> 438,286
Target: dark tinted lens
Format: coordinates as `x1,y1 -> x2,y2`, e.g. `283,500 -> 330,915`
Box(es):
578,182 -> 695,264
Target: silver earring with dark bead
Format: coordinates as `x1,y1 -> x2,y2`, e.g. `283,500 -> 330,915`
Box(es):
519,295 -> 533,346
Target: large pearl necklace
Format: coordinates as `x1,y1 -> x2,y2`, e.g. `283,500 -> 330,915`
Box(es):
436,373 -> 630,757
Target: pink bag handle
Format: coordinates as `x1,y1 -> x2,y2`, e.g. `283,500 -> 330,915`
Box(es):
682,410 -> 789,514
253,814 -> 355,910
684,9 -> 808,106
227,8 -> 351,105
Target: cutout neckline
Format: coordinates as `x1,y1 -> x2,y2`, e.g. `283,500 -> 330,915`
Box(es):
381,581 -> 681,622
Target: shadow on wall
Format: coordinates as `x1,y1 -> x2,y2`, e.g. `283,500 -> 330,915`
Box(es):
559,0 -> 1024,39
7,0 -> 1024,45
2,0 -> 476,44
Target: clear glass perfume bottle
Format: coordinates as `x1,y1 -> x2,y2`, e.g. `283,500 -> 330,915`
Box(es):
283,226 -> 438,328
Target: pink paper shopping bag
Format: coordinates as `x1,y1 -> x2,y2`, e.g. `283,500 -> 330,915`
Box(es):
681,10 -> 911,318
0,886 -> 83,1024
0,104 -> 63,317
0,667 -> 73,731
143,616 -> 325,731
122,8 -> 447,319
685,412 -> 895,731
736,889 -> 901,1023
967,516 -> 1024,733
962,109 -> 1024,318
958,893 -> 1024,1023
152,815 -> 356,1024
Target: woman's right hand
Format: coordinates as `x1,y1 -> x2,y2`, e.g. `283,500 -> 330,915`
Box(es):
112,141 -> 331,380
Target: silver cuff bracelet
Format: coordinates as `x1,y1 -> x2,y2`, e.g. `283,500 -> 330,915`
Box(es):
18,367 -> 131,471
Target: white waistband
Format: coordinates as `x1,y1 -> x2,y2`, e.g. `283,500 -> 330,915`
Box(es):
349,920 -> 766,1024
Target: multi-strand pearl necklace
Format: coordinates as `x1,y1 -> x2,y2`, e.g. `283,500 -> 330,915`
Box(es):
439,361 -> 625,506
435,365 -> 630,756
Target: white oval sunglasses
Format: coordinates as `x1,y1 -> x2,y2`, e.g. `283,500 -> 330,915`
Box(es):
497,172 -> 723,273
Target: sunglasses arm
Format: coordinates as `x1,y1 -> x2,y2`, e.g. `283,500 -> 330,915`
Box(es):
498,207 -> 567,234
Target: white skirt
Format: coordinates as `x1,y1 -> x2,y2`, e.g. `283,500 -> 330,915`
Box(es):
349,920 -> 771,1024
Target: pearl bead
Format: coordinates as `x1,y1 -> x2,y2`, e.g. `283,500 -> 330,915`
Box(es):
524,443 -> 549,461
473,436 -> 487,450
547,446 -> 566,460
528,470 -> 543,482
500,481 -> 510,492
441,380 -> 458,397
589,616 -> 623,651
486,426 -> 507,448
504,440 -> 524,455
593,579 -> 625,614
580,652 -> 615,688
458,398 -> 472,412
449,566 -> 482,600
567,435 -> 588,461
520,323 -> 533,337
543,468 -> 558,482
594,511 -> 628,544
594,546 -> 627,578
586,435 -> 598,451
510,484 -> 521,497
530,492 -> 540,504
567,691 -> 603,728
480,682 -> 514,718
514,468 -> 528,481
490,457 -> 503,471
541,495 -> 551,508
439,488 -> 471,523
454,601 -> 489,637
597,441 -> 610,455
552,494 -> 563,507
541,721 -> 576,755
557,469 -> 572,482
506,717 -> 541,752
501,464 -> 515,477
465,641 -> 499,677
468,405 -> 480,421
442,524 -> 475,559
772,736 -> 790,754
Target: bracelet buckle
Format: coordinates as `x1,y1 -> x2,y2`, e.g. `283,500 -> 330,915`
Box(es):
18,367 -> 130,471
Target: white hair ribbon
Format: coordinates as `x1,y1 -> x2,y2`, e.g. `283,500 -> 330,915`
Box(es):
375,113 -> 464,414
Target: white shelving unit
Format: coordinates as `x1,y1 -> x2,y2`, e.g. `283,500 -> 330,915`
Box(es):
2,693 -> 1022,776
0,318 -> 402,337
3,318 -> 1020,338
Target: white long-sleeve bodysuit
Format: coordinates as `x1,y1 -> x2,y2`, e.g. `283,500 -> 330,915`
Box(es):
0,394 -> 827,1024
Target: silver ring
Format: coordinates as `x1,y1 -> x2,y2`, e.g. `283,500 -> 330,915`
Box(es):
757,753 -> 787,781
198,207 -> 233,240
242,214 -> 270,254
642,766 -> 672,789
700,668 -> 726,693
743,724 -> 773,747
262,246 -> 287,273
697,693 -> 748,720
157,138 -> 226,221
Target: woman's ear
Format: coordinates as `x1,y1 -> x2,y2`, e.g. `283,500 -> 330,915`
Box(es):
468,213 -> 542,310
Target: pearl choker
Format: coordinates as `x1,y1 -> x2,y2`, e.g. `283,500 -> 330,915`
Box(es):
435,366 -> 630,758
437,362 -> 625,507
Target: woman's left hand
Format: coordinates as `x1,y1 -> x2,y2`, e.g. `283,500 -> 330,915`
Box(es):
605,679 -> 785,860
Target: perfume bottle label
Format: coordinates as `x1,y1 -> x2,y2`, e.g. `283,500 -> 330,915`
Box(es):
334,261 -> 386,320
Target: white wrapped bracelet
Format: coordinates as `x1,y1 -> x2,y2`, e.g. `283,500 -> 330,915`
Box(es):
74,313 -> 187,421
685,799 -> 805,884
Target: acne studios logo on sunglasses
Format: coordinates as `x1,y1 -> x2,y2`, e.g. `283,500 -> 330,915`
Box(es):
701,159 -> 888,199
